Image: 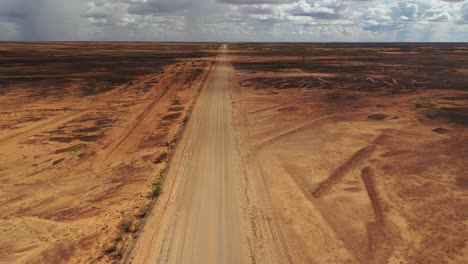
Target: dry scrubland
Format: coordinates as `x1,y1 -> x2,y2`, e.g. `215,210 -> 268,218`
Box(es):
228,43 -> 468,263
0,42 -> 218,263
1,43 -> 468,264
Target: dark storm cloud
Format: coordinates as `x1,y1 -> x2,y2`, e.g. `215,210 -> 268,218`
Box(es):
0,0 -> 85,40
0,1 -> 25,19
84,9 -> 112,19
0,0 -> 467,42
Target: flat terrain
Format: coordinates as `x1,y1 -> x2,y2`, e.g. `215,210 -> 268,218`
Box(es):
129,45 -> 250,264
0,42 -> 218,263
2,43 -> 468,264
228,43 -> 468,263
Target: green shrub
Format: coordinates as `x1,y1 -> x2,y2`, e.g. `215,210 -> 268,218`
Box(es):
69,143 -> 88,153
152,183 -> 162,198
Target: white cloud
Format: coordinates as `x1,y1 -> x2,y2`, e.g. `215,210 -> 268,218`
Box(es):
0,0 -> 466,41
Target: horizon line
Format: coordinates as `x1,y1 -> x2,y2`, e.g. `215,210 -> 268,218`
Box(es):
1,41 -> 468,44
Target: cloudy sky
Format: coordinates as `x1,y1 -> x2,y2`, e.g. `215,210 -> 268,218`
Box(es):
0,0 -> 467,42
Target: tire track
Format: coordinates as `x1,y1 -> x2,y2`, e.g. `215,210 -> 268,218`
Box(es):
361,167 -> 396,263
128,45 -> 252,264
101,69 -> 184,162
0,110 -> 88,145
312,133 -> 388,198
312,145 -> 377,198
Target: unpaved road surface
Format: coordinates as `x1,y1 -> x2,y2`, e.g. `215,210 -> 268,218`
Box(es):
129,45 -> 251,264
129,43 -> 468,264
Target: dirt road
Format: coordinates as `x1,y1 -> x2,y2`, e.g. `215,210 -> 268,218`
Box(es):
128,45 -> 251,264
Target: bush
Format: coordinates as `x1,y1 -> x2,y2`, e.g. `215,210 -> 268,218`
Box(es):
70,143 -> 88,153
368,113 -> 388,121
165,137 -> 177,148
154,152 -> 168,164
104,246 -> 116,254
120,219 -> 133,233
152,183 -> 162,198
136,205 -> 150,218
121,218 -> 140,233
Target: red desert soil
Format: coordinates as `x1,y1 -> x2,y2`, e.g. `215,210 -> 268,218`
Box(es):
1,43 -> 468,264
128,44 -> 468,264
0,42 -> 218,263
228,43 -> 468,263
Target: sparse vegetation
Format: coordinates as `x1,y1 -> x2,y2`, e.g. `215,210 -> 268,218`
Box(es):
325,92 -> 342,102
70,143 -> 88,153
433,127 -> 450,134
368,113 -> 388,120
0,42 -> 218,264
154,152 -> 168,164
324,92 -> 360,104
183,116 -> 189,125
165,136 -> 177,147
121,219 -> 133,233
136,205 -> 150,218
163,112 -> 181,121
52,158 -> 65,166
7,42 -> 468,264
227,43 -> 468,263
426,107 -> 468,127
104,245 -> 117,254
152,182 -> 162,198
120,218 -> 139,233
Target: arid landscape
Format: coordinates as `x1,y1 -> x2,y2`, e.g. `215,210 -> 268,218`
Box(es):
1,43 -> 468,264
0,42 -> 218,263
228,43 -> 468,264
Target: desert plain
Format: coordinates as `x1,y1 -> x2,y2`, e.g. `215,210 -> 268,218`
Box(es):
0,42 -> 218,263
0,43 -> 467,264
